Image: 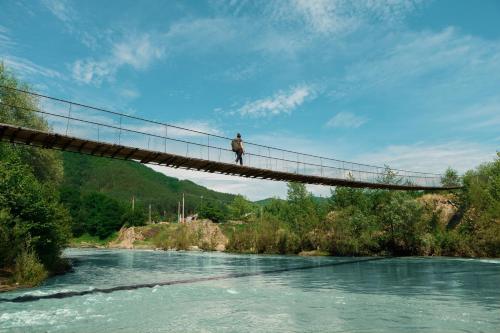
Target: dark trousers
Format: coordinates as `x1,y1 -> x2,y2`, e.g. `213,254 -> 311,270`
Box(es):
235,150 -> 243,165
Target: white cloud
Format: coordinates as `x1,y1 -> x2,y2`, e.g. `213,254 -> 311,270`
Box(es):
214,63 -> 259,82
336,27 -> 500,101
112,34 -> 164,70
358,141 -> 497,174
119,87 -> 140,100
71,34 -> 164,85
237,85 -> 315,117
0,26 -> 15,48
270,0 -> 423,35
326,112 -> 367,128
1,55 -> 62,79
41,0 -> 73,22
71,59 -> 113,85
166,18 -> 237,52
446,99 -> 500,130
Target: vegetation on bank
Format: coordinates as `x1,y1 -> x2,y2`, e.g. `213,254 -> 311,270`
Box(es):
0,64 -> 71,287
222,160 -> 499,257
74,156 -> 500,259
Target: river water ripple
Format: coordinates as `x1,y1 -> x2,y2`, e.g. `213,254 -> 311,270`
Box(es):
0,249 -> 499,332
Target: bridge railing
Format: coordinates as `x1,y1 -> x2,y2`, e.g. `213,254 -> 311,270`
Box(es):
0,86 -> 444,188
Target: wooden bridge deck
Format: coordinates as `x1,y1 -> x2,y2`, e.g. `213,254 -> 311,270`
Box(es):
0,123 -> 456,191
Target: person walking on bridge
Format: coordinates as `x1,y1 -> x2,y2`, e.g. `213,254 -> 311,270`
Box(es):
231,133 -> 244,165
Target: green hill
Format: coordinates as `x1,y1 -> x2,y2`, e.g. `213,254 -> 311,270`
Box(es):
61,152 -> 235,218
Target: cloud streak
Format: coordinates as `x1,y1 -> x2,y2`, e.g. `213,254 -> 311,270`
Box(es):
269,0 -> 423,35
41,0 -> 74,23
358,141 -> 497,174
326,112 -> 367,128
0,25 -> 15,49
237,85 -> 315,117
1,55 -> 62,79
71,33 -> 164,85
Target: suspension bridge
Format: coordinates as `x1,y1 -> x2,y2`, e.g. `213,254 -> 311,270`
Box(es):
0,86 -> 458,190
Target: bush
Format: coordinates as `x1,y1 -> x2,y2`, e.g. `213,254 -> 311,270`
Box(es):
121,209 -> 147,227
199,202 -> 227,223
152,224 -> 198,250
78,192 -> 125,239
13,247 -> 48,287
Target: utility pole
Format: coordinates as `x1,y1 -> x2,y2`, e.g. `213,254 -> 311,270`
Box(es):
200,196 -> 203,210
177,202 -> 181,223
182,193 -> 185,223
132,196 -> 135,211
149,204 -> 152,224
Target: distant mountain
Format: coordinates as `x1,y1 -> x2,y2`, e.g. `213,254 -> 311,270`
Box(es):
61,152 -> 235,215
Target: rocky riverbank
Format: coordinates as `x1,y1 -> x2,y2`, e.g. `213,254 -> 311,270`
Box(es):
72,220 -> 229,252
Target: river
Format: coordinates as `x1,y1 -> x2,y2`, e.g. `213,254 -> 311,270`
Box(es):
0,249 -> 499,332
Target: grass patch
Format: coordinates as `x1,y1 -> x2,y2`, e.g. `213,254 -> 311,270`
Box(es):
70,232 -> 118,247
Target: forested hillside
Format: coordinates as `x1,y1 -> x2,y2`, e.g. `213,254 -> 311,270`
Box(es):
60,152 -> 235,238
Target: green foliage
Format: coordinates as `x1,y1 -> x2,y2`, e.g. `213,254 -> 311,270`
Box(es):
329,187 -> 368,212
459,156 -> 500,256
121,209 -> 147,227
199,201 -> 227,223
13,246 -> 48,287
61,152 -> 234,218
227,155 -> 500,257
0,64 -> 70,279
77,193 -> 126,239
0,64 -> 64,185
378,165 -> 403,185
377,192 -> 425,254
285,183 -> 321,235
227,195 -> 255,220
153,224 -> 188,250
442,167 -> 461,188
0,148 -> 71,270
226,215 -> 300,254
70,232 -> 118,246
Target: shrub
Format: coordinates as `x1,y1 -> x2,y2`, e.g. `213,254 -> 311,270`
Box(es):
13,247 -> 48,287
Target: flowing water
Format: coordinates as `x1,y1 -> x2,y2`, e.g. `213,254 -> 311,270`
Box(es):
0,249 -> 499,333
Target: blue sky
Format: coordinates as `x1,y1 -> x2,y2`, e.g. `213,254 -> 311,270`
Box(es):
1,0 -> 499,199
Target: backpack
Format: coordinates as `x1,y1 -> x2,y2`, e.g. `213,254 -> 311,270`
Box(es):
231,139 -> 240,152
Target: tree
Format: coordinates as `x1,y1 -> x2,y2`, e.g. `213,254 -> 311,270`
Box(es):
228,195 -> 254,220
121,208 -> 147,227
378,165 -> 403,185
377,192 -> 424,255
0,64 -> 70,273
78,192 -> 125,239
0,154 -> 70,269
442,167 -> 461,188
285,182 -> 320,236
0,64 -> 64,185
329,186 -> 367,212
199,201 -> 226,223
